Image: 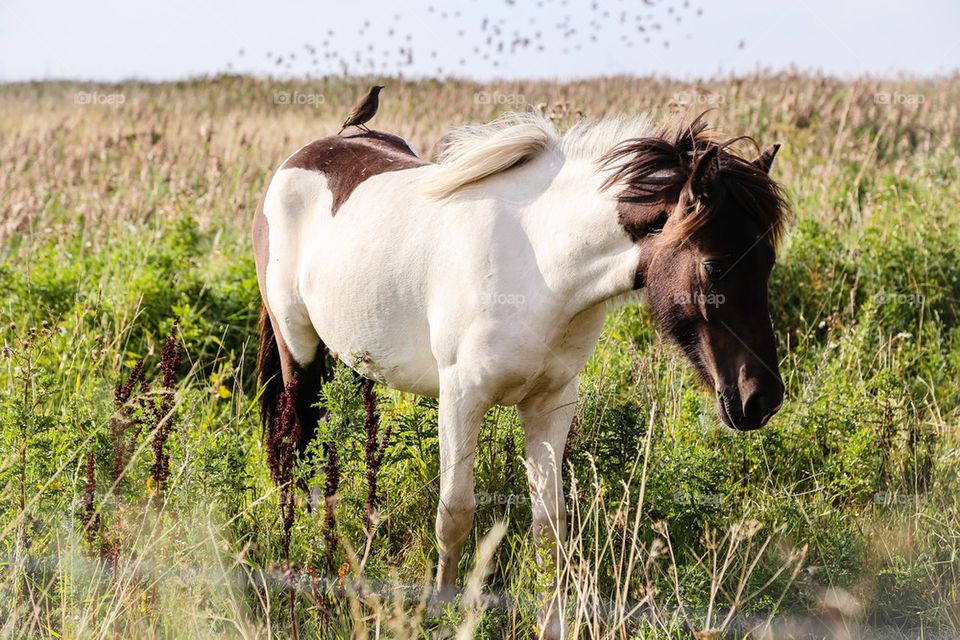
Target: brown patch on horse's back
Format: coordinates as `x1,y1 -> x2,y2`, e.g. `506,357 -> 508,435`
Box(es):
283,131 -> 426,214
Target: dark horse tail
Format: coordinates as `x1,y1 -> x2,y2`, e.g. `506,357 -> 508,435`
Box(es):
256,305 -> 286,442
257,304 -> 332,468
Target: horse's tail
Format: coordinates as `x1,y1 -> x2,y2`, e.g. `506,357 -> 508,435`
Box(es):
256,304 -> 286,442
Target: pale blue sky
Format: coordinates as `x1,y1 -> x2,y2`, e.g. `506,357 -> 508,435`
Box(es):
2,0 -> 957,82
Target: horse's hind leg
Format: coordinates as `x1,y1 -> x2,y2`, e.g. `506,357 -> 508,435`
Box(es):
433,369 -> 491,599
254,183 -> 332,497
518,378 -> 577,640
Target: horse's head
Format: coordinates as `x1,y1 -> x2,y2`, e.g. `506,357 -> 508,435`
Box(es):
603,117 -> 787,431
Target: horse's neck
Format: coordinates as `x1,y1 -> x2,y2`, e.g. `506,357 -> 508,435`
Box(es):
519,157 -> 640,314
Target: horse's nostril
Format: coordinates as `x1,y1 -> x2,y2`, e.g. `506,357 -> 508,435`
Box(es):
743,388 -> 783,427
758,404 -> 779,427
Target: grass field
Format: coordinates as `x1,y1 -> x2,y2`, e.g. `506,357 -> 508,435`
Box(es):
1,74 -> 959,638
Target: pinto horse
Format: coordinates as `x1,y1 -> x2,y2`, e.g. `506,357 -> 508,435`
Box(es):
254,112 -> 787,635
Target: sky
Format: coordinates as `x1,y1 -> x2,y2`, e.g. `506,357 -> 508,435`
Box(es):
1,0 -> 958,82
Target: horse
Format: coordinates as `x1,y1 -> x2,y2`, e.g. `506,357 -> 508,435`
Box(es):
253,111 -> 787,637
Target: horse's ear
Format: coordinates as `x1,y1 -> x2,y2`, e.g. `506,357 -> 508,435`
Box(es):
689,145 -> 720,200
754,143 -> 781,174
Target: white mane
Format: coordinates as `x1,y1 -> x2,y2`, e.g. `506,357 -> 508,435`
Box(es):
423,111 -> 655,200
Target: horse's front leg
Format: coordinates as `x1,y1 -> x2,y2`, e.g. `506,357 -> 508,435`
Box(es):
434,370 -> 490,599
518,378 -> 577,639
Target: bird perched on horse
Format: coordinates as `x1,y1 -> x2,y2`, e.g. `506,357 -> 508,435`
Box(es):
338,85 -> 384,135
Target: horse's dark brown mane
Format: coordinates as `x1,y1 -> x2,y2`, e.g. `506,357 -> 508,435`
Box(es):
599,114 -> 788,246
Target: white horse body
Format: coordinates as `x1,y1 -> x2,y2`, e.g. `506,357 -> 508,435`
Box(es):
262,133 -> 641,404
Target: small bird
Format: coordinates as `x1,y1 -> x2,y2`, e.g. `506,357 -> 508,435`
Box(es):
338,85 -> 383,135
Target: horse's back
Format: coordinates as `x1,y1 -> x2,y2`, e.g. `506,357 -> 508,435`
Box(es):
282,132 -> 426,215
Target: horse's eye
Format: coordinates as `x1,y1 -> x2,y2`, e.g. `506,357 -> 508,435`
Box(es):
703,261 -> 727,278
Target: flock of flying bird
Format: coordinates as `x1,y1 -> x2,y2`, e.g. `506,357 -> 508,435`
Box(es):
227,0 -> 725,78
